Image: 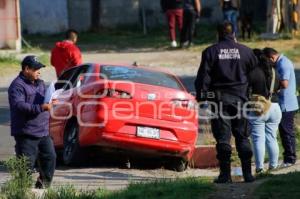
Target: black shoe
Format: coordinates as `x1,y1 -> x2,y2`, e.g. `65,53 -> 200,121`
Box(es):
215,160 -> 232,183
214,175 -> 232,183
243,173 -> 255,182
241,160 -> 255,183
35,178 -> 44,189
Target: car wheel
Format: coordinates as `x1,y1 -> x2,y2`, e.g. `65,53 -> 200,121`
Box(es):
63,122 -> 81,165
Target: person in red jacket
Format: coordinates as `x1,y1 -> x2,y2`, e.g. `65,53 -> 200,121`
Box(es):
51,29 -> 82,77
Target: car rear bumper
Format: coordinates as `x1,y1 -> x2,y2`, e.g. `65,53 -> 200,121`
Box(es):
90,113 -> 198,160
100,132 -> 195,160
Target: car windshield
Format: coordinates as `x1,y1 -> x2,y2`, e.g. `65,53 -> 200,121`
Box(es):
100,65 -> 184,90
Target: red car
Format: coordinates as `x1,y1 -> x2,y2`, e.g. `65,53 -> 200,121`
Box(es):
49,64 -> 198,171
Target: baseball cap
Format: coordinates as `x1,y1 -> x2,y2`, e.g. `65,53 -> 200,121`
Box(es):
21,55 -> 45,69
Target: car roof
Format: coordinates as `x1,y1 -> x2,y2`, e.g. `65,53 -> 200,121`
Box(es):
59,63 -> 187,92
61,63 -> 178,77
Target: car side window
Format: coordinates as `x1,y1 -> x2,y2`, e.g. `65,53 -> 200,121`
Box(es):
73,65 -> 92,88
55,68 -> 78,90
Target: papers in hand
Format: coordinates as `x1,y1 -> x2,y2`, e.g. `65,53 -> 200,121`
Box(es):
44,82 -> 63,103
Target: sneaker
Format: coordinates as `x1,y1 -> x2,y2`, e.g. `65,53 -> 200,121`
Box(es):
180,41 -> 189,48
171,40 -> 177,48
255,168 -> 265,174
280,162 -> 295,168
268,165 -> 278,171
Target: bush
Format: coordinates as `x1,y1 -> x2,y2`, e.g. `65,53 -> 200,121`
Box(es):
0,157 -> 33,199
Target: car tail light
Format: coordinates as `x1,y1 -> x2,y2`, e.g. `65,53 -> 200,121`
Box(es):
97,89 -> 132,99
171,99 -> 196,110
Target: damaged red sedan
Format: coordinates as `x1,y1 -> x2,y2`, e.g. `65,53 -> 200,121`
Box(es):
49,64 -> 198,171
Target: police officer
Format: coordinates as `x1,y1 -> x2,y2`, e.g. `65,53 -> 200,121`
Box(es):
195,22 -> 257,183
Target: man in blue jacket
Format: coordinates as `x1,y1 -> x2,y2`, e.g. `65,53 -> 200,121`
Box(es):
8,55 -> 56,188
195,22 -> 257,183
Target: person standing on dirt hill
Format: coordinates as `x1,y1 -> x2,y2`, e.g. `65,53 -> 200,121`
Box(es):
263,48 -> 299,168
51,29 -> 82,77
195,22 -> 257,183
8,56 -> 56,189
161,0 -> 184,48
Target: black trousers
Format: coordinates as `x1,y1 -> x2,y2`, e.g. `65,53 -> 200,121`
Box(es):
14,134 -> 56,184
180,9 -> 197,44
210,94 -> 253,163
279,111 -> 297,164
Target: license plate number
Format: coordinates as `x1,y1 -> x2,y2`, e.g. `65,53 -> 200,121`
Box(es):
137,127 -> 160,139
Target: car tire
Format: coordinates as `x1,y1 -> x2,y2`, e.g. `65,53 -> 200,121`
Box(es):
63,121 -> 82,166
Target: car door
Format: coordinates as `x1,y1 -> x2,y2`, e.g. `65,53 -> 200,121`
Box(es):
49,67 -> 79,147
71,65 -> 102,145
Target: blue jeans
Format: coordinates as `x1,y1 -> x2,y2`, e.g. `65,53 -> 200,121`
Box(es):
223,10 -> 238,35
248,103 -> 282,170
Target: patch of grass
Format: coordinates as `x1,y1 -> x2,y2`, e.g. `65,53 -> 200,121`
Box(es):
1,157 -> 33,199
0,55 -> 20,76
37,53 -> 50,67
43,177 -> 213,199
107,177 -> 213,199
22,24 -> 300,62
254,172 -> 300,199
0,55 -> 19,65
284,44 -> 300,63
23,27 -> 171,52
0,53 -> 50,77
44,186 -> 107,199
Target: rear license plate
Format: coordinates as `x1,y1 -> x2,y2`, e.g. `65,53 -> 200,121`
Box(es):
137,126 -> 160,139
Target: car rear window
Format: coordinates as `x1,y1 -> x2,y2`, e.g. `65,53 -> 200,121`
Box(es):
100,65 -> 184,90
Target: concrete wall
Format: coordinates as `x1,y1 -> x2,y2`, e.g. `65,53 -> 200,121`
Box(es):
20,0 -> 266,34
0,0 -> 21,50
68,0 -> 91,31
67,0 -> 223,30
100,0 -> 140,27
99,0 -> 223,28
20,0 -> 68,34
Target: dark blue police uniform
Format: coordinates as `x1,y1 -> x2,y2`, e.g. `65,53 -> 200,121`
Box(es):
195,28 -> 257,182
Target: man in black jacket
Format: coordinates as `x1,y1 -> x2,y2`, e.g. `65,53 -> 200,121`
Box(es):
195,22 -> 257,183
